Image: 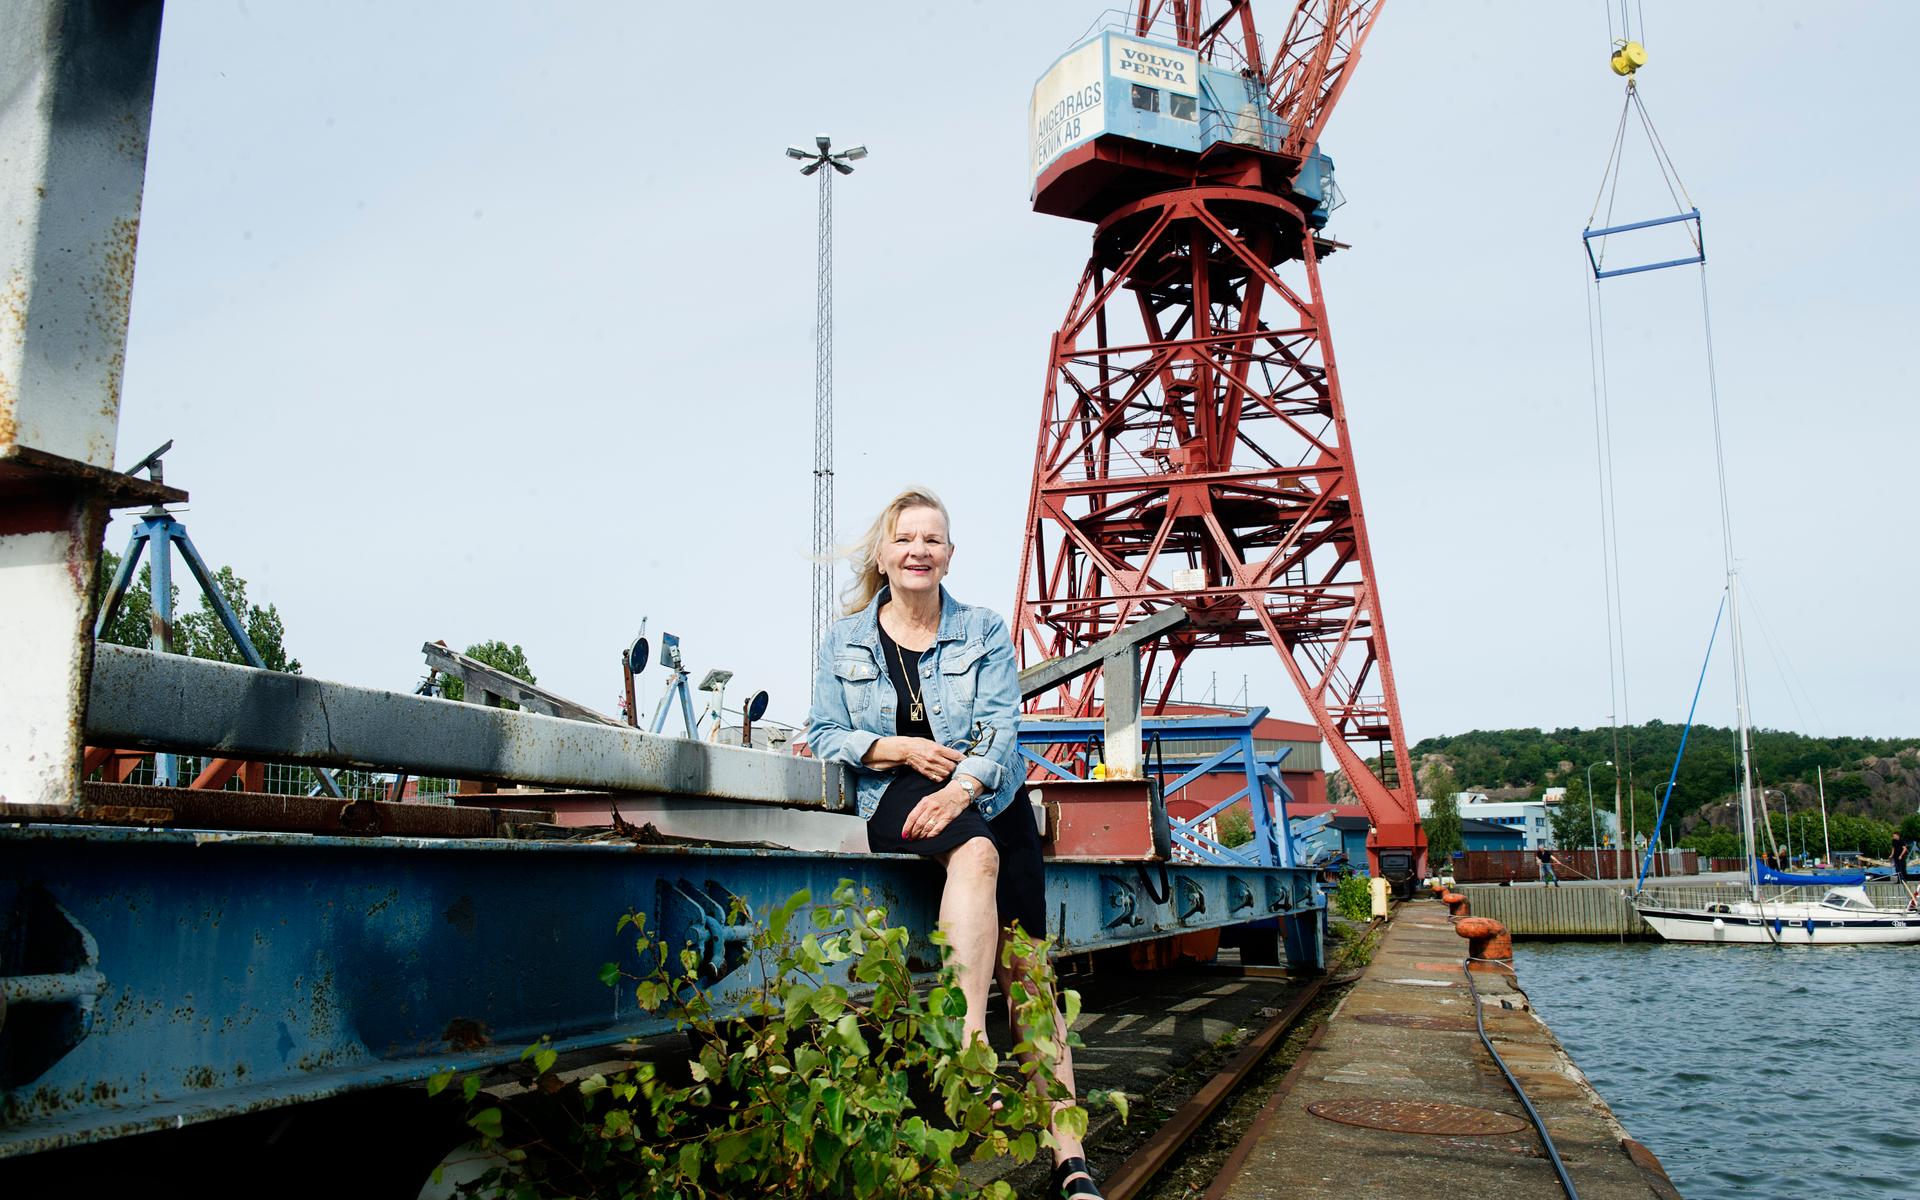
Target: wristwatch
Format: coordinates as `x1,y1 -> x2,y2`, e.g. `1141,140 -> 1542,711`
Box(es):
956,775 -> 982,803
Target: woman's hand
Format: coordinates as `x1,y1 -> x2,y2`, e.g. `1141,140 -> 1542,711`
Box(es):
863,736 -> 964,782
902,782 -> 973,841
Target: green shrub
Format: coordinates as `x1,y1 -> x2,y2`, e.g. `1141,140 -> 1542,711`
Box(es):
1216,805 -> 1254,849
1333,873 -> 1373,922
433,881 -> 1124,1198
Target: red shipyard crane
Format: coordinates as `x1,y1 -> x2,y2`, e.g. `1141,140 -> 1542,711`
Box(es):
1018,1 -> 1425,878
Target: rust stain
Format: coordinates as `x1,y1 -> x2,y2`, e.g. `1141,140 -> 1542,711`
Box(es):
442,1018 -> 490,1051
87,216 -> 144,427
1623,1136 -> 1679,1187
1,268 -> 25,448
443,895 -> 477,933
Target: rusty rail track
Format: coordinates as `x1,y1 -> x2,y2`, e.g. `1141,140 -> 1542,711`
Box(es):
1096,918 -> 1379,1200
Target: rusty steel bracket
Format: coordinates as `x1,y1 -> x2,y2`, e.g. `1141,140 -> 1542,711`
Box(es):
1100,874 -> 1141,930
1175,875 -> 1207,922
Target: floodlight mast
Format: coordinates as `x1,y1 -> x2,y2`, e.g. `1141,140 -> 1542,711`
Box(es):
788,136 -> 867,684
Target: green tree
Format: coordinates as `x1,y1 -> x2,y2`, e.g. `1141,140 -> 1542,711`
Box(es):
439,640 -> 536,708
1420,760 -> 1460,805
1420,761 -> 1463,862
96,548 -> 300,673
1551,780 -> 1601,850
1680,827 -> 1741,860
1901,814 -> 1920,843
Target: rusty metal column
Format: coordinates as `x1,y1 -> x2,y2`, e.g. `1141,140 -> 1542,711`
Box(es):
0,0 -> 168,806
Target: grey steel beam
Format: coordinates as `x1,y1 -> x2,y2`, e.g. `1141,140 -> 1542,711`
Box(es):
1104,643 -> 1145,779
85,645 -> 852,811
1016,605 -> 1190,700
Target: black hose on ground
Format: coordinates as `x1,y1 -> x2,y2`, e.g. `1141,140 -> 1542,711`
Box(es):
1462,958 -> 1581,1200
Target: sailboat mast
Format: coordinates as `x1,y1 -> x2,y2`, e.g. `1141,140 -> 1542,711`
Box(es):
1818,765 -> 1831,866
1727,570 -> 1761,901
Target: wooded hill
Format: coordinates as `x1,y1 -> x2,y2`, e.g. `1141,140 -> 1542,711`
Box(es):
1335,723 -> 1919,841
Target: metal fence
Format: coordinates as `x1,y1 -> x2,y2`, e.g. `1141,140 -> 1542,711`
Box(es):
1452,848 -> 1699,884
105,755 -> 461,804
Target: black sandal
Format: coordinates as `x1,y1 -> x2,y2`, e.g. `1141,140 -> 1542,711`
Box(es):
1052,1156 -> 1104,1200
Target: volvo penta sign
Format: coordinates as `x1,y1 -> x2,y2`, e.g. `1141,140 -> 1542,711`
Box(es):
1029,39 -> 1105,190
1108,37 -> 1197,98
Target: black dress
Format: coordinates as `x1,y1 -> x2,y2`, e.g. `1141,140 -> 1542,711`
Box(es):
865,625 -> 1048,937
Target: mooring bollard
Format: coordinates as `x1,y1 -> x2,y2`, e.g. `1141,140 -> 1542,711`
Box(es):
1442,891 -> 1470,917
1453,916 -> 1512,970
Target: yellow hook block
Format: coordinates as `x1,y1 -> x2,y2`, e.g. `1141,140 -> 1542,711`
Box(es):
1610,39 -> 1648,77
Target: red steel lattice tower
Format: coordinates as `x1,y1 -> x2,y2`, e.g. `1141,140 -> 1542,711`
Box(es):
1017,0 -> 1424,868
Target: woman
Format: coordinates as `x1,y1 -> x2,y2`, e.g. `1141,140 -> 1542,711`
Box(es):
806,488 -> 1103,1200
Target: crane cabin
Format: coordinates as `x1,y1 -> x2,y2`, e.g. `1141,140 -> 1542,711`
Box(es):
1028,30 -> 1339,227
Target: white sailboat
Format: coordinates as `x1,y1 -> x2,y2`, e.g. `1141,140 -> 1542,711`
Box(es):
1630,572 -> 1920,945
1636,883 -> 1920,945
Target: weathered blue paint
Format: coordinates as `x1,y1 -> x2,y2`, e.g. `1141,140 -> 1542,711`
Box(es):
0,824 -> 1320,1157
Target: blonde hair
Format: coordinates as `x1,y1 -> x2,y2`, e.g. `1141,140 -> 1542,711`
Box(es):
841,487 -> 953,614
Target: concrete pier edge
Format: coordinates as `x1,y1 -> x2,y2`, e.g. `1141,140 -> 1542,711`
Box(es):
1202,898 -> 1682,1199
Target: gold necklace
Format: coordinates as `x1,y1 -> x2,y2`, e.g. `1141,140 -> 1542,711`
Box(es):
886,636 -> 926,723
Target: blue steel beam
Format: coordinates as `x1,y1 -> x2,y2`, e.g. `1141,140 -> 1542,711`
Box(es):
1583,207 -> 1704,279
0,824 -> 1321,1157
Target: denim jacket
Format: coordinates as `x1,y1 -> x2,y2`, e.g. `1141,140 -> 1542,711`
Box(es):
806,586 -> 1023,822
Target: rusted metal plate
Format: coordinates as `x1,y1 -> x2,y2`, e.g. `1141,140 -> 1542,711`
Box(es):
0,782 -> 554,839
1035,779 -> 1169,861
1351,1012 -> 1478,1032
1306,1098 -> 1528,1136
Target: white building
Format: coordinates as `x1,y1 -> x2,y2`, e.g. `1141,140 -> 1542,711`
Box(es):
1419,792 -> 1617,852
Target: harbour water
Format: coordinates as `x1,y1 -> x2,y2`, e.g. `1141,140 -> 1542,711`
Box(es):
1514,939 -> 1920,1198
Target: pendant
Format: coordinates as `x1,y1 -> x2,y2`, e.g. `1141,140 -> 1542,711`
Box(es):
910,701 -> 924,722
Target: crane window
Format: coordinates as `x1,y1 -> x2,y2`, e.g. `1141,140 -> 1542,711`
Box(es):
1169,93 -> 1197,121
1131,84 -> 1159,113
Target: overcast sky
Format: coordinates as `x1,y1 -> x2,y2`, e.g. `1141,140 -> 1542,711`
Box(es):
112,2 -> 1918,750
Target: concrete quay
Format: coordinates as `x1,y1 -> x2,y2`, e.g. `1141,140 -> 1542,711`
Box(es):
1205,899 -> 1680,1199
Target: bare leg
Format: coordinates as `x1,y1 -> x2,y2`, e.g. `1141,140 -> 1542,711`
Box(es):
938,837 -> 1000,1046
996,935 -> 1086,1169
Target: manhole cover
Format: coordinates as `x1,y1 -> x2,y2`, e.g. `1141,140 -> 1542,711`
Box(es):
1307,1099 -> 1529,1136
1352,1012 -> 1477,1032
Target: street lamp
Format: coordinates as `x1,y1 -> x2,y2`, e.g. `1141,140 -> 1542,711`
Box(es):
1586,760 -> 1612,880
786,136 -> 867,681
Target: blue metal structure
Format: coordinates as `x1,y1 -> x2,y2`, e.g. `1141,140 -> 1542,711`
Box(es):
1583,208 -> 1704,279
647,633 -> 700,736
0,822 -> 1319,1157
93,487 -> 345,797
1019,708 -> 1299,869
